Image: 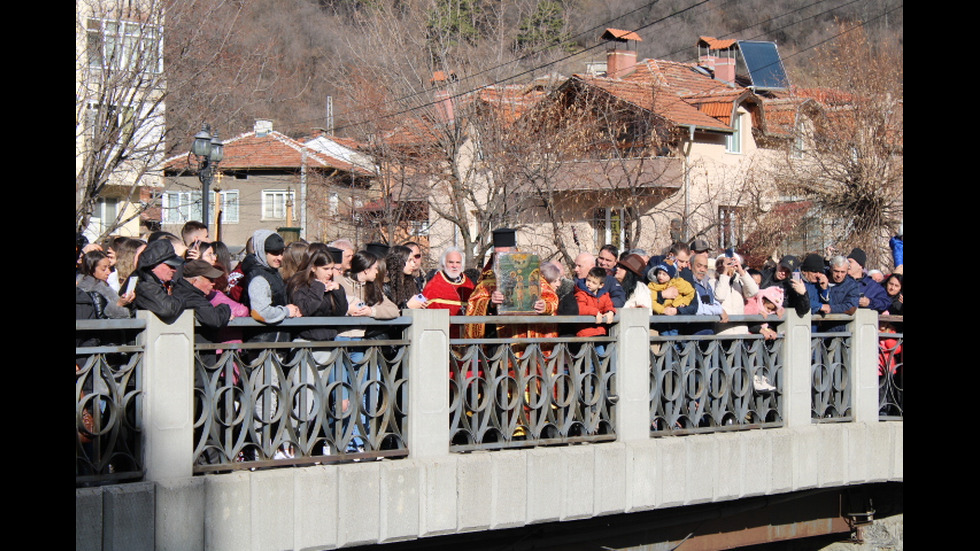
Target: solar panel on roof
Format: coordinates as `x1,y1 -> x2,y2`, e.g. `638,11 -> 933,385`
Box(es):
738,40 -> 789,90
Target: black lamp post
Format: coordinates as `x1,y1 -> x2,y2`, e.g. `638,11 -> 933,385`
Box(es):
191,123 -> 224,227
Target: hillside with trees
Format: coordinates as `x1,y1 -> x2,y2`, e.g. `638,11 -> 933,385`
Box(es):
163,0 -> 903,152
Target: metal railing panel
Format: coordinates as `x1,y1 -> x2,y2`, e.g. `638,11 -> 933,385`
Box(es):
649,324 -> 784,436
448,316 -> 617,451
878,315 -> 903,420
75,319 -> 147,487
811,322 -> 853,422
192,317 -> 411,472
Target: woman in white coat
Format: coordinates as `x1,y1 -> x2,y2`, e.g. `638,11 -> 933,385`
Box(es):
710,251 -> 759,335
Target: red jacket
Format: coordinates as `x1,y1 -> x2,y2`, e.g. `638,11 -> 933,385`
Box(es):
574,287 -> 616,337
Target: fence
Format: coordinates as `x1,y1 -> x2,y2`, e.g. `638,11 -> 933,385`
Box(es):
75,308 -> 901,487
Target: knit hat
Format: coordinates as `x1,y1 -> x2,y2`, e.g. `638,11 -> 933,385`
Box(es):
847,248 -> 867,268
264,233 -> 285,255
801,254 -> 825,273
650,263 -> 676,279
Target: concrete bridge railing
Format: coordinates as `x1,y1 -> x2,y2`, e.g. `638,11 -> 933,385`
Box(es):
75,308 -> 902,551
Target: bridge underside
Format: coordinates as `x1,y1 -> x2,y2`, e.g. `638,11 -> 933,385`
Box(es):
345,482 -> 903,551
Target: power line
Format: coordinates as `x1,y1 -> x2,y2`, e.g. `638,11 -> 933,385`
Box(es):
320,0 -> 897,137
315,0 -> 714,135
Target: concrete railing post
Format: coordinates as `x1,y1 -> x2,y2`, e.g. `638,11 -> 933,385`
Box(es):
849,309 -> 881,423
612,308 -> 653,442
781,308 -> 813,427
139,310 -> 196,481
404,308 -> 451,459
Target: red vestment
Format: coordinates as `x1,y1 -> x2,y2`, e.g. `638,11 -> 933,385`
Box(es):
422,270 -> 475,316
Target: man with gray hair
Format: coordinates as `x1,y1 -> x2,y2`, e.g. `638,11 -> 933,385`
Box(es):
421,246 -> 475,317
327,238 -> 355,272
814,255 -> 860,316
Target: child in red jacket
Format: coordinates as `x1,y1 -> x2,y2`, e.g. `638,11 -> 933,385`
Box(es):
575,267 -> 617,337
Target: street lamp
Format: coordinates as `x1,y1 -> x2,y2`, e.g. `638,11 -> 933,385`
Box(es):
191,123 -> 224,227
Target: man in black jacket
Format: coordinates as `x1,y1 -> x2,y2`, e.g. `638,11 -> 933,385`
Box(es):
172,260 -> 232,345
133,239 -> 185,324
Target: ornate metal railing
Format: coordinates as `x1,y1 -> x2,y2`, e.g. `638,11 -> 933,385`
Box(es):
75,319 -> 147,487
77,309 -> 902,487
649,316 -> 784,435
878,316 -> 903,420
193,317 -> 411,472
811,316 -> 853,421
448,316 -> 617,451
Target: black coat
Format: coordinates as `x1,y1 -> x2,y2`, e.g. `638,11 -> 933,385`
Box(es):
171,278 -> 231,344
289,280 -> 349,341
132,240 -> 184,324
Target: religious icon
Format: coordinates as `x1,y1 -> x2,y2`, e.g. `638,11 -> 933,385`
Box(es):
494,251 -> 540,314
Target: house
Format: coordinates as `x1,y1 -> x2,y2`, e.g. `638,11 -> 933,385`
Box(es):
159,120 -> 376,250
76,1 -> 167,242
389,30 -> 887,269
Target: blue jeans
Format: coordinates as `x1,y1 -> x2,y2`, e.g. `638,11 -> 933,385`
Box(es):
335,336 -> 375,451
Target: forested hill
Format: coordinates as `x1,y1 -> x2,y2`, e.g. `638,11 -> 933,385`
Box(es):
163,0 -> 902,151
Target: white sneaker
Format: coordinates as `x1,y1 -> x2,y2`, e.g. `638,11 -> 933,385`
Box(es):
753,374 -> 777,392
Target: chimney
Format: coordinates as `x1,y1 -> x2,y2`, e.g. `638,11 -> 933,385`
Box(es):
697,36 -> 737,86
254,119 -> 273,136
601,29 -> 642,78
607,49 -> 637,78
430,71 -> 456,124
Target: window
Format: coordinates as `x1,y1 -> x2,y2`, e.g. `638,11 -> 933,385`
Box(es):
85,101 -> 136,141
593,207 -> 629,250
162,190 -> 238,224
262,189 -> 295,220
726,110 -> 742,154
718,205 -> 742,249
89,198 -> 120,235
214,190 -> 240,224
86,18 -> 163,74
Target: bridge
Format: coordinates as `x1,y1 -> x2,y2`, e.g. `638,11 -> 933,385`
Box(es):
75,308 -> 903,550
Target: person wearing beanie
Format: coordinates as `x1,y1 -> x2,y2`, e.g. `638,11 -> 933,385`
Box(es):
646,261 -> 696,337
847,248 -> 891,313
646,263 -> 695,316
758,254 -> 810,317
240,230 -> 302,341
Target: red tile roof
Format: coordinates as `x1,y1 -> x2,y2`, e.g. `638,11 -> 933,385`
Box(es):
162,129 -> 373,176
602,28 -> 643,42
698,36 -> 738,50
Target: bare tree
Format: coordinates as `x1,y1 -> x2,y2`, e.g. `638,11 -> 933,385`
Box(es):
76,0 -> 289,240
334,0 -> 575,267
766,22 -> 903,268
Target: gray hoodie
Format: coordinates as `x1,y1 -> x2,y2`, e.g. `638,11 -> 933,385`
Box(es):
246,229 -> 291,324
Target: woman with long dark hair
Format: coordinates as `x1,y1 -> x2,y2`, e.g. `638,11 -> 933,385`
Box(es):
383,245 -> 427,309
334,250 -> 399,453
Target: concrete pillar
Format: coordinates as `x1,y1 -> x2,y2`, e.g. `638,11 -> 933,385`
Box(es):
781,308 -> 813,427
404,308 -> 451,459
139,310 -> 195,481
612,308 -> 652,442
849,309 -> 881,423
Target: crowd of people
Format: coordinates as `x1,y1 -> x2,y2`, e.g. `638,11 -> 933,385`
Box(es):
76,222 -> 903,454
75,223 -> 904,342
